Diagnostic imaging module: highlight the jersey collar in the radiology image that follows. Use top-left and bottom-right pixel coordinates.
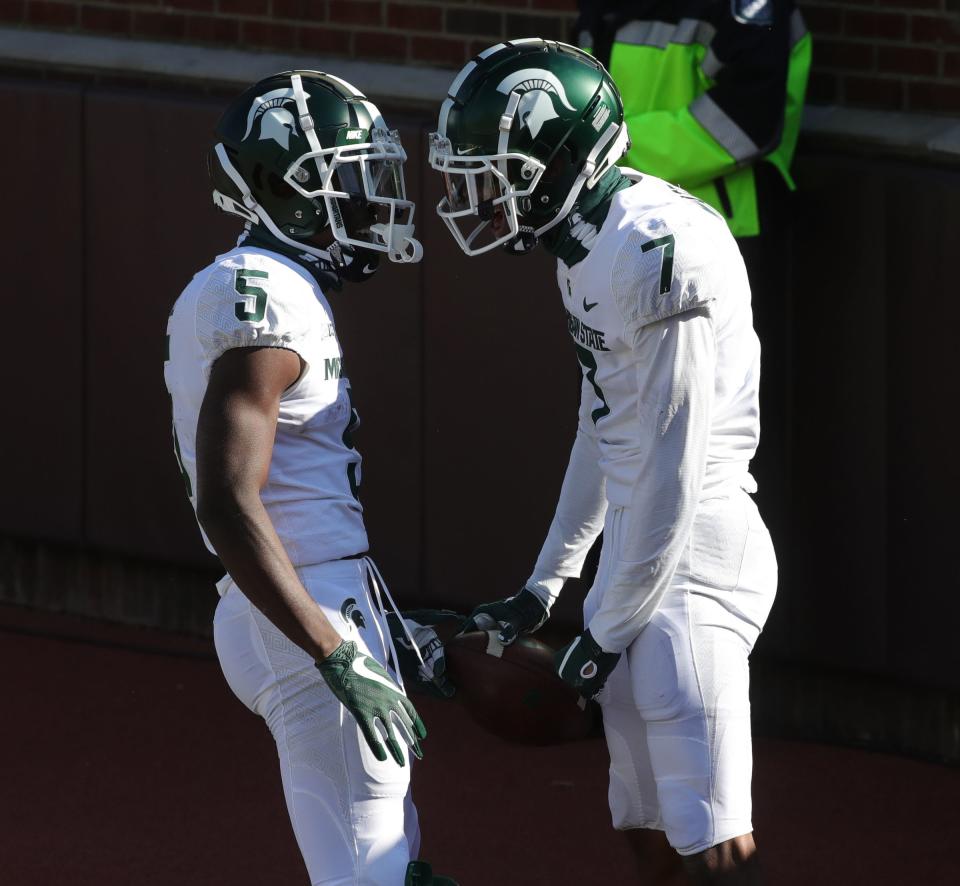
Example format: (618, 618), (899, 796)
(541, 167), (633, 268)
(240, 227), (342, 291)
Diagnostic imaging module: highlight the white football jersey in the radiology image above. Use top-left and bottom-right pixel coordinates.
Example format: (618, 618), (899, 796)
(164, 243), (368, 568)
(529, 171), (763, 651)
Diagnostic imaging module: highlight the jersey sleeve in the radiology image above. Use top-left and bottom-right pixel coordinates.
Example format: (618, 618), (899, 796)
(612, 222), (716, 343)
(194, 255), (314, 373)
(586, 308), (715, 653)
(526, 373), (608, 608)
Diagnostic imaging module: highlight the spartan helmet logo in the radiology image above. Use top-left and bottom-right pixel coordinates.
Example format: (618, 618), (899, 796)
(496, 68), (576, 139)
(339, 598), (367, 631)
(242, 87), (299, 149)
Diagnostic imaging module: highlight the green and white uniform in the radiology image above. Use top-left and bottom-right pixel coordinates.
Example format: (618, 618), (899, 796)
(429, 37), (777, 858)
(165, 237), (422, 885)
(528, 170), (777, 854)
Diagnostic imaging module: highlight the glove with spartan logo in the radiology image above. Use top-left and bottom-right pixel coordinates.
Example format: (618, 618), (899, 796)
(554, 628), (620, 700)
(317, 640), (427, 766)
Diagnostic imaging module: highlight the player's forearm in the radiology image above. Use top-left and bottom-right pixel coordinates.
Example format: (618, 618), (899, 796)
(199, 492), (343, 660)
(527, 428), (607, 607)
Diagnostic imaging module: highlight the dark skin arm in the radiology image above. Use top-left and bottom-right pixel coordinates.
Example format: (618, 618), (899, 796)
(195, 346), (343, 662)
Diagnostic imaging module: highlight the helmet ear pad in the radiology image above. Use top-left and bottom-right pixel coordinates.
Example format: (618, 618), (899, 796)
(245, 159), (327, 239)
(520, 144), (578, 226)
(210, 139), (327, 240)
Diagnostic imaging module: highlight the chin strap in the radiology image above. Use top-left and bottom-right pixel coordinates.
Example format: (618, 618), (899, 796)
(330, 241), (382, 283)
(502, 228), (539, 256)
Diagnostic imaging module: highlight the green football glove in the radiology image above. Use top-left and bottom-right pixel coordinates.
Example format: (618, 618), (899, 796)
(460, 587), (550, 645)
(554, 628), (620, 700)
(405, 860), (460, 885)
(386, 609), (460, 699)
(317, 640), (426, 767)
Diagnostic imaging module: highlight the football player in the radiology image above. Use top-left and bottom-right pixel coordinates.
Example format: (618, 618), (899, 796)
(435, 42), (777, 885)
(165, 71), (456, 886)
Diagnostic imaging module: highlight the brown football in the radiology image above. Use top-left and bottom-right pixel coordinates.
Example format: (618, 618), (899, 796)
(443, 630), (598, 746)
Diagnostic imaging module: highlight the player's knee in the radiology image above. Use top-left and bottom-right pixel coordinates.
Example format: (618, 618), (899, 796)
(657, 781), (715, 856)
(609, 766), (659, 830)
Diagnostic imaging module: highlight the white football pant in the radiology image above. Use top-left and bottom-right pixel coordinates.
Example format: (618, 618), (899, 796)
(587, 489), (777, 856)
(213, 558), (419, 885)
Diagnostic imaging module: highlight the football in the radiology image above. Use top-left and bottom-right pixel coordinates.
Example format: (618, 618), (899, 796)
(443, 630), (598, 746)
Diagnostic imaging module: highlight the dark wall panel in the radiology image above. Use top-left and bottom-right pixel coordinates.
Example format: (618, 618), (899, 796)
(84, 90), (233, 566)
(419, 146), (583, 620)
(760, 154), (889, 672)
(885, 167), (960, 687)
(7, 72), (960, 690)
(0, 83), (84, 542)
(332, 122), (424, 598)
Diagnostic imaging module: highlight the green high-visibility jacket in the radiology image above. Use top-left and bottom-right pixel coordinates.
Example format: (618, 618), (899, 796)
(578, 1), (811, 237)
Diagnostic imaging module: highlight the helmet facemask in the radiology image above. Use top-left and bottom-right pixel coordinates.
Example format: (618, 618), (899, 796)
(430, 120), (628, 257)
(285, 126), (422, 264)
(429, 133), (545, 256)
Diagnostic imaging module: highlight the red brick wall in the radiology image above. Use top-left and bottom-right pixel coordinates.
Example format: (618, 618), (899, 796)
(1, 1), (959, 113)
(804, 1), (960, 113)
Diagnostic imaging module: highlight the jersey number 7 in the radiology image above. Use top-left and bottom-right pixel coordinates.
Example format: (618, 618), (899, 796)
(640, 234), (674, 295)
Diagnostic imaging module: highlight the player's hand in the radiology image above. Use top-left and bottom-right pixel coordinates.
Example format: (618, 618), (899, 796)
(460, 587), (549, 645)
(387, 609), (460, 699)
(554, 628), (620, 700)
(316, 640), (426, 766)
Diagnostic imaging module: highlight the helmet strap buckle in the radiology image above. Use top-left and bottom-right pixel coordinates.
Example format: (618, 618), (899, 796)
(504, 229), (538, 256)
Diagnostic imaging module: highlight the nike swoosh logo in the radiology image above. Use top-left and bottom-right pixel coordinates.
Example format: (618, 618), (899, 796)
(351, 654), (400, 693)
(583, 298), (599, 312)
(455, 146), (475, 155)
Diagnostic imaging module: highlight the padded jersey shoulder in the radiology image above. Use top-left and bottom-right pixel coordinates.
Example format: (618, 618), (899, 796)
(192, 246), (327, 366)
(607, 177), (725, 338)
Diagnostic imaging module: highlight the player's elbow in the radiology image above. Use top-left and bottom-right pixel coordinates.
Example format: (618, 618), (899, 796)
(195, 484), (257, 534)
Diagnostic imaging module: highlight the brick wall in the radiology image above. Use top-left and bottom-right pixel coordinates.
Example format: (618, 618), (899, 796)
(0, 1), (579, 67)
(804, 1), (960, 113)
(1, 1), (959, 113)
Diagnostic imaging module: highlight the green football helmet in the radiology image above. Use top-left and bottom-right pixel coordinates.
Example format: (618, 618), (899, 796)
(428, 39), (628, 256)
(210, 70), (422, 271)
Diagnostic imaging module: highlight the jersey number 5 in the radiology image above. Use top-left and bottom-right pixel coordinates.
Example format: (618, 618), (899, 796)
(234, 269), (269, 322)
